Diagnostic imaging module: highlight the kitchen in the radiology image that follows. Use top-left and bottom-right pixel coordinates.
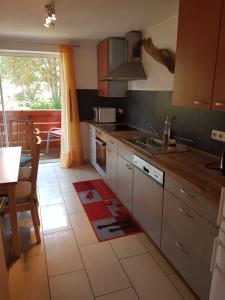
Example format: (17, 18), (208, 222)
(1, 0), (225, 300)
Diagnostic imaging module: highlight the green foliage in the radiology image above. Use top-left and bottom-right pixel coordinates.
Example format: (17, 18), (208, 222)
(0, 56), (61, 109)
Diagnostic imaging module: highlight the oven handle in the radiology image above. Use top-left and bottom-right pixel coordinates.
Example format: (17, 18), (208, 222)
(95, 138), (106, 146)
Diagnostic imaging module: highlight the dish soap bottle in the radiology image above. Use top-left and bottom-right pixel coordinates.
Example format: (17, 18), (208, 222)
(163, 116), (171, 145)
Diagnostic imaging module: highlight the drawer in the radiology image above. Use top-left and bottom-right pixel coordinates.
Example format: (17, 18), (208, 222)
(161, 224), (212, 300)
(117, 142), (133, 163)
(165, 174), (218, 225)
(106, 136), (117, 152)
(163, 190), (218, 267)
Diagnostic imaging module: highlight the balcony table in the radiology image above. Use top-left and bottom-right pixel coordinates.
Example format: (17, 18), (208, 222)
(0, 146), (21, 258)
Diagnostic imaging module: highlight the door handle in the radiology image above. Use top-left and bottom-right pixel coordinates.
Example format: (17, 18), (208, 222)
(178, 206), (194, 219)
(175, 241), (190, 256)
(125, 163), (133, 170)
(179, 187), (196, 199)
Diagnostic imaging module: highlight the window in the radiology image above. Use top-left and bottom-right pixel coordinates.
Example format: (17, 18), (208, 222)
(0, 54), (61, 110)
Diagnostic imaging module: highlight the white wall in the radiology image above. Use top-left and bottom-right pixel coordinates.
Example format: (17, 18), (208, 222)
(128, 14), (178, 91)
(73, 40), (98, 90)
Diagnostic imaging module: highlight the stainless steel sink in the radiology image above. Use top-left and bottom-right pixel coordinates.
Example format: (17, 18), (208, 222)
(124, 136), (187, 155)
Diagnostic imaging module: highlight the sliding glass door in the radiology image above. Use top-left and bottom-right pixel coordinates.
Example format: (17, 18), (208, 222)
(0, 76), (9, 147)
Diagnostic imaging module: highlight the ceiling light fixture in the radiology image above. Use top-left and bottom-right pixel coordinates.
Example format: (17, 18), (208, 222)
(44, 1), (57, 28)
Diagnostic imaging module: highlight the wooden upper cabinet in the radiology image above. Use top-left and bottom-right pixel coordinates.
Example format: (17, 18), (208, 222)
(172, 0), (223, 109)
(212, 2), (225, 111)
(97, 38), (127, 97)
(97, 39), (109, 97)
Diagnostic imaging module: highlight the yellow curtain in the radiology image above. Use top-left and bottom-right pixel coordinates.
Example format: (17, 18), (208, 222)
(59, 45), (83, 168)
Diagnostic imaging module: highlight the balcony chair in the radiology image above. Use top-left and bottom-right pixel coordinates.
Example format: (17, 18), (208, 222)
(46, 127), (62, 154)
(3, 135), (42, 244)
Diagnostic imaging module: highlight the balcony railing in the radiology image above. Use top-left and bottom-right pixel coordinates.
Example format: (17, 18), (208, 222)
(0, 110), (61, 155)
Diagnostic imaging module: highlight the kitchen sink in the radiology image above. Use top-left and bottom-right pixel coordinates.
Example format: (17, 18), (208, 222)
(124, 136), (187, 155)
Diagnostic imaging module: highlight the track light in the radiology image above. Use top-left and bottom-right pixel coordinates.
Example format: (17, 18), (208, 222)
(44, 1), (56, 28)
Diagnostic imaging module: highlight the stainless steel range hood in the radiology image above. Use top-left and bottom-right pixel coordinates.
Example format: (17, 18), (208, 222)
(104, 31), (147, 81)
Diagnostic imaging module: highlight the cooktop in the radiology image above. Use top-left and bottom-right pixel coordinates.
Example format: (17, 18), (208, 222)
(100, 124), (136, 132)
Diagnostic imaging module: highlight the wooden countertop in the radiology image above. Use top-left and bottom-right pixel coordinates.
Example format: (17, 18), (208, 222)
(89, 122), (225, 207)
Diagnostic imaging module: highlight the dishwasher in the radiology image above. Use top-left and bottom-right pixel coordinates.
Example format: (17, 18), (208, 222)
(132, 154), (164, 247)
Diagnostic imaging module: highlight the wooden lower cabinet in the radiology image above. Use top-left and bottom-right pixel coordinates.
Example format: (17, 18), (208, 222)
(116, 155), (133, 213)
(161, 225), (212, 300)
(162, 190), (218, 300)
(133, 167), (163, 247)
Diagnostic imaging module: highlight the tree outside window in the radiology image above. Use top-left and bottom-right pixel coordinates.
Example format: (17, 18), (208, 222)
(0, 56), (61, 110)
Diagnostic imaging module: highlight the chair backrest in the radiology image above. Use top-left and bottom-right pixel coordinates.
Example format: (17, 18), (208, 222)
(30, 135), (41, 195)
(8, 119), (35, 153)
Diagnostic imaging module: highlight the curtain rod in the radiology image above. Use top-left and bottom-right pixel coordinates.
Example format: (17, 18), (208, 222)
(0, 40), (80, 47)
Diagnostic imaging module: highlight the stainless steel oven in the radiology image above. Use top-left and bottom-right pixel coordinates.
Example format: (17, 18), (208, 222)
(95, 130), (106, 172)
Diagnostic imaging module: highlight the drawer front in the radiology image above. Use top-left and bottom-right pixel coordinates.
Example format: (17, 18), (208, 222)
(106, 136), (117, 152)
(117, 142), (133, 163)
(163, 190), (218, 267)
(165, 174), (218, 225)
(161, 225), (212, 300)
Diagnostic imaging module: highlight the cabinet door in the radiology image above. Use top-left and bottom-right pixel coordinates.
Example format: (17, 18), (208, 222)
(133, 167), (163, 247)
(212, 3), (225, 111)
(97, 40), (109, 97)
(117, 155), (133, 213)
(172, 0), (222, 109)
(106, 147), (117, 193)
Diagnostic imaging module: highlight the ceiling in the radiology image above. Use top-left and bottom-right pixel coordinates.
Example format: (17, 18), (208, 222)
(0, 0), (179, 42)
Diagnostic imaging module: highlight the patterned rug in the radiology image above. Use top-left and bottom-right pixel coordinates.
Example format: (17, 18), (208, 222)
(73, 179), (141, 242)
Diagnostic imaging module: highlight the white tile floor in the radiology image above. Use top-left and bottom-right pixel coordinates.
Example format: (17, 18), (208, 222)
(8, 162), (197, 300)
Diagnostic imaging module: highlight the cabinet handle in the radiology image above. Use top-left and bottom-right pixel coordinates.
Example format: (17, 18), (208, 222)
(125, 163), (133, 170)
(178, 207), (194, 219)
(106, 148), (111, 152)
(193, 100), (207, 105)
(179, 187), (196, 199)
(214, 101), (225, 107)
(175, 241), (190, 256)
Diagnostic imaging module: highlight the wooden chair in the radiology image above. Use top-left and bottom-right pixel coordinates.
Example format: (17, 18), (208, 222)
(3, 135), (42, 244)
(8, 119), (39, 166)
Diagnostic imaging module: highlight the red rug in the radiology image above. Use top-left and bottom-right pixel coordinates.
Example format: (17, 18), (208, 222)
(73, 179), (141, 242)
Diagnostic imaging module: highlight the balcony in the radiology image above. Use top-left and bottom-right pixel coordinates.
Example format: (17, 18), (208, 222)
(0, 109), (61, 161)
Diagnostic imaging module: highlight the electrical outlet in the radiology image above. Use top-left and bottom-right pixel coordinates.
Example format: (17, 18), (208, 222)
(117, 108), (123, 114)
(212, 130), (225, 142)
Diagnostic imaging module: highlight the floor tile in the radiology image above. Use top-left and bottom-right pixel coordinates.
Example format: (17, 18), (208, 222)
(19, 220), (45, 258)
(38, 185), (64, 206)
(80, 242), (130, 296)
(49, 270), (94, 300)
(137, 232), (175, 276)
(63, 190), (84, 214)
(121, 253), (183, 300)
(110, 234), (147, 259)
(9, 254), (50, 300)
(70, 212), (97, 245)
(59, 176), (77, 193)
(38, 171), (58, 187)
(96, 288), (139, 300)
(44, 230), (83, 276)
(41, 204), (71, 235)
(54, 166), (75, 178)
(169, 274), (197, 300)
(73, 165), (96, 181)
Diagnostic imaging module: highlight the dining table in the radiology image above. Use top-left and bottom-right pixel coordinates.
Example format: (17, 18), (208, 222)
(0, 146), (22, 258)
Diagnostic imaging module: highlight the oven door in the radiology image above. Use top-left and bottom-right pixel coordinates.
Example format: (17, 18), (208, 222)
(95, 137), (106, 172)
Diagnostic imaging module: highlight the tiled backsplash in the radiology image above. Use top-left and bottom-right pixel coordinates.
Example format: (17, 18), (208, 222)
(77, 89), (225, 156)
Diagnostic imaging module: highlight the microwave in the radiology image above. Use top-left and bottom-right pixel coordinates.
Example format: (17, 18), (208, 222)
(93, 107), (116, 123)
